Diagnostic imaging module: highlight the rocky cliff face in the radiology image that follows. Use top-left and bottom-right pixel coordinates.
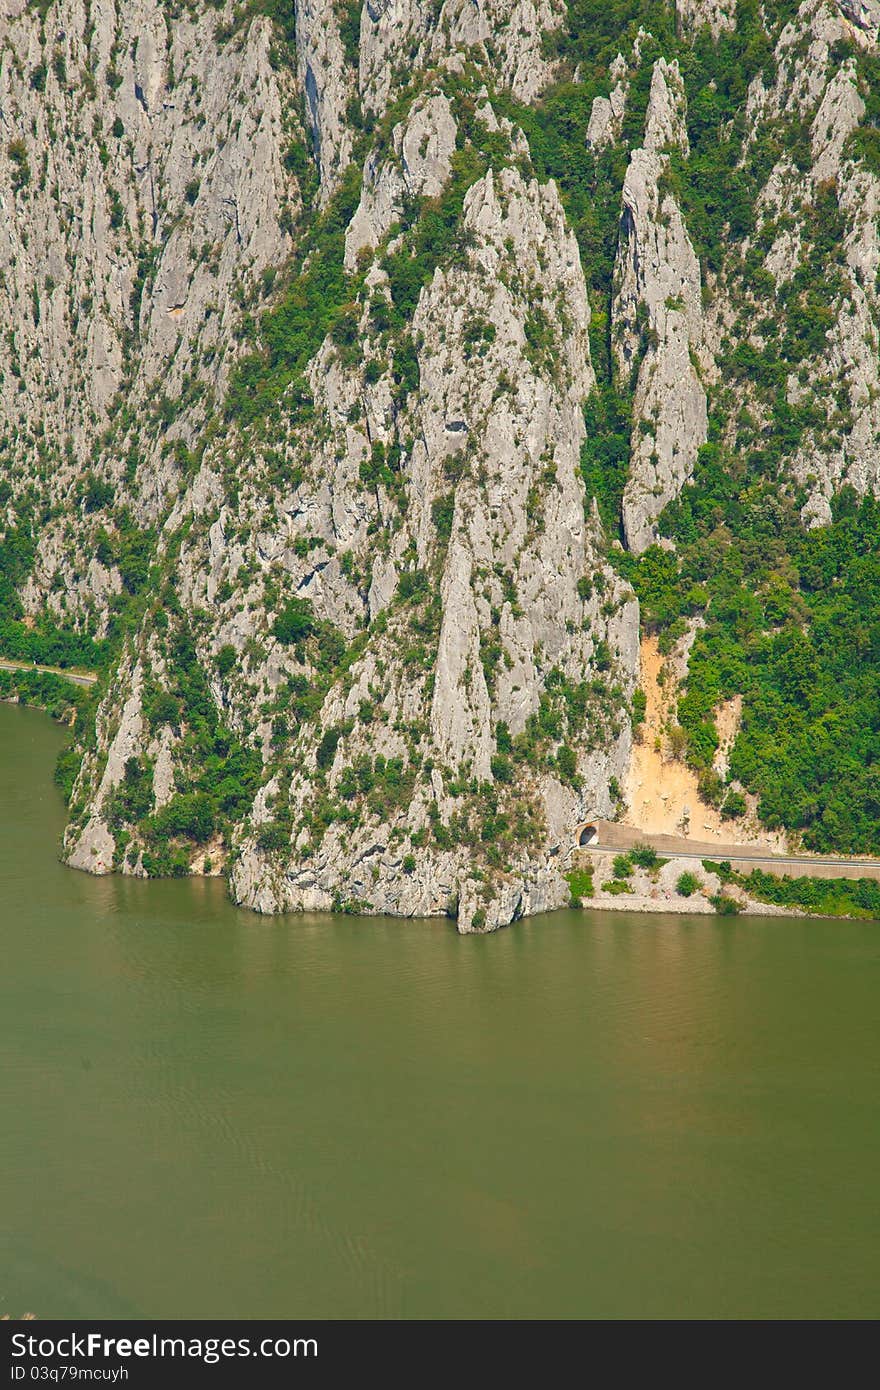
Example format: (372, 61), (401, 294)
(224, 163), (639, 929)
(2, 0), (301, 625)
(612, 57), (709, 553)
(2, 0), (878, 928)
(736, 0), (880, 525)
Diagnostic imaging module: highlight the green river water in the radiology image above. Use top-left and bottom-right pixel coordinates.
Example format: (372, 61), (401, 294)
(1, 703), (878, 1319)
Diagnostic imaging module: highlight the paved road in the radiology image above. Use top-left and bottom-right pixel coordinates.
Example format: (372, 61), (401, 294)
(595, 843), (880, 872)
(586, 819), (880, 879)
(0, 658), (97, 688)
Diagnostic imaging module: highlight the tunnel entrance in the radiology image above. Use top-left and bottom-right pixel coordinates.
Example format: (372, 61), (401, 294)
(576, 823), (598, 847)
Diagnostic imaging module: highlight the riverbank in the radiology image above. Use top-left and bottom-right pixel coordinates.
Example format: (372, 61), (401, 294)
(0, 657), (97, 685)
(3, 700), (879, 1320)
(569, 847), (880, 921)
(4, 682), (876, 928)
(0, 665), (90, 725)
(577, 851), (793, 916)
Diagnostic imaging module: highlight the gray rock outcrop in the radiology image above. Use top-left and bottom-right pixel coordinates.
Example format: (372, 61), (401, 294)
(3, 0), (879, 934)
(612, 60), (709, 553)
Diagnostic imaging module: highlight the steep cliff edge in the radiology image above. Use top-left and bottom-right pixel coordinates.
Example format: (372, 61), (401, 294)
(612, 57), (709, 553)
(2, 0), (879, 927)
(1, 0), (302, 626)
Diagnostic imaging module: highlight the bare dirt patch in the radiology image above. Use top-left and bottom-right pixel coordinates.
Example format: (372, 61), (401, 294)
(623, 634), (784, 850)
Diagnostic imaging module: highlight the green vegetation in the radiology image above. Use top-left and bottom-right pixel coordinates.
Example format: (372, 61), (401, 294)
(0, 617), (107, 671)
(7, 139), (30, 192)
(218, 7), (876, 868)
(5, 1), (878, 892)
(847, 47), (880, 176)
(99, 622), (265, 876)
(624, 489), (880, 856)
(676, 870), (700, 898)
(630, 843), (662, 869)
(272, 596), (316, 646)
(298, 748), (420, 849)
(580, 378), (632, 536)
(215, 645), (237, 677)
(227, 73), (518, 432)
(580, 16), (880, 860)
(0, 665), (89, 725)
(710, 893), (741, 915)
(602, 878), (633, 895)
(152, 792), (216, 844)
(494, 0), (808, 540)
(703, 860), (880, 920)
(0, 511), (110, 670)
(423, 774), (544, 865)
(226, 164), (363, 424)
(566, 867), (594, 904)
(382, 143), (490, 330)
(606, 845), (667, 888)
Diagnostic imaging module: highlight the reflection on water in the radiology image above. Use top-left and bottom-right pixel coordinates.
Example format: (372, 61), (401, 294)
(1, 704), (879, 1319)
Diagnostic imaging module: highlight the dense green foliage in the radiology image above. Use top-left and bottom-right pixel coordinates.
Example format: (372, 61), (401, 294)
(566, 867), (595, 904)
(272, 596), (316, 645)
(381, 143), (491, 328)
(624, 483), (880, 855)
(0, 665), (88, 722)
(579, 374), (632, 535)
(676, 871), (700, 897)
(847, 47), (880, 176)
(0, 512), (110, 669)
(703, 860), (880, 920)
(227, 165), (363, 424)
(100, 622), (264, 875)
(0, 615), (108, 670)
(494, 0), (814, 541)
(496, 3), (880, 857)
(226, 73), (518, 428)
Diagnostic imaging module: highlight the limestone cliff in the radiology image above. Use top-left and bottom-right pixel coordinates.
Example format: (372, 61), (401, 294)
(612, 57), (709, 553)
(1, 0), (879, 927)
